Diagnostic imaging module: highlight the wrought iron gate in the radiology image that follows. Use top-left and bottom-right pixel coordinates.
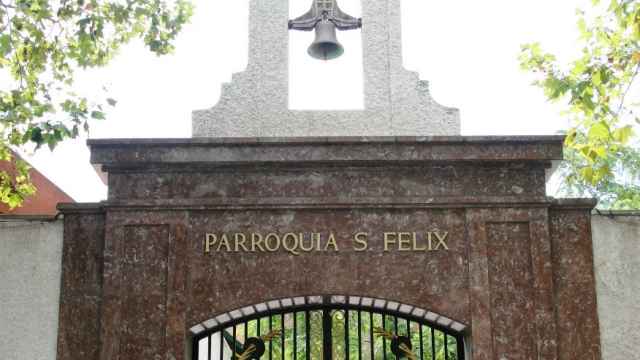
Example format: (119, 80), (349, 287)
(193, 296), (465, 360)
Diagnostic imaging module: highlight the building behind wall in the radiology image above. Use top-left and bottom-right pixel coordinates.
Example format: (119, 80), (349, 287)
(0, 151), (74, 216)
(0, 218), (63, 360)
(0, 153), (71, 359)
(591, 212), (640, 360)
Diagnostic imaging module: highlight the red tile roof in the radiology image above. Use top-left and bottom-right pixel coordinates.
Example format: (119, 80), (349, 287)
(0, 152), (74, 216)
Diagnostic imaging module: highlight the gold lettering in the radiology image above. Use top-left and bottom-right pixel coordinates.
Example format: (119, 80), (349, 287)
(264, 233), (280, 252)
(398, 232), (412, 251)
(251, 233), (265, 252)
(412, 232), (426, 251)
(384, 232), (396, 251)
(282, 233), (300, 255)
(205, 230), (448, 254)
(433, 231), (449, 250)
(299, 233), (315, 252)
(205, 233), (217, 253)
(217, 234), (231, 252)
(324, 233), (338, 251)
(234, 233), (248, 252)
(353, 232), (368, 251)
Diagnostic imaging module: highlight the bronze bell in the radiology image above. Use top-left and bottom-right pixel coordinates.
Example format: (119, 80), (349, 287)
(308, 20), (344, 61)
(289, 0), (361, 61)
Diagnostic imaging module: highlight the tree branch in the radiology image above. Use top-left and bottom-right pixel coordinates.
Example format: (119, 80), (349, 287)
(617, 62), (640, 116)
(0, 0), (16, 9)
(0, 0), (14, 32)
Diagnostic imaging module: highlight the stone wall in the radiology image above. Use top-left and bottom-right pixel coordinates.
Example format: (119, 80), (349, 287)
(0, 218), (63, 360)
(58, 136), (603, 360)
(592, 213), (640, 360)
(0, 211), (638, 360)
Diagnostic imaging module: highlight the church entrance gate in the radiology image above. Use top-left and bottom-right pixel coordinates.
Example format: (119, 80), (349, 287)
(192, 296), (465, 360)
(56, 137), (601, 360)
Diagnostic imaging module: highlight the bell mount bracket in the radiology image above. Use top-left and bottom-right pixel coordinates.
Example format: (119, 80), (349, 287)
(288, 0), (362, 31)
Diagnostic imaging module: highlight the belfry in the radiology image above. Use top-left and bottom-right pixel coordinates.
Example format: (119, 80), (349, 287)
(55, 1), (602, 360)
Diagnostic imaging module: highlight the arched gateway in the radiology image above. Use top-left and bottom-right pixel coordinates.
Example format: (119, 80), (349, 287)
(57, 137), (602, 360)
(191, 296), (466, 360)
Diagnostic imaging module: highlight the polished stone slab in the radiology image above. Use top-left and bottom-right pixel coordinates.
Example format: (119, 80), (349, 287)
(88, 135), (564, 168)
(57, 135), (601, 360)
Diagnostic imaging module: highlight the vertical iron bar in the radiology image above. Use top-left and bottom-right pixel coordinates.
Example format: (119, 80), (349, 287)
(306, 311), (311, 360)
(430, 328), (435, 360)
(293, 312), (298, 360)
(369, 312), (374, 360)
(270, 316), (273, 360)
(394, 316), (398, 335)
(220, 331), (224, 360)
(192, 336), (200, 360)
(322, 309), (333, 360)
(382, 315), (387, 360)
(345, 310), (350, 360)
(207, 335), (211, 360)
(232, 326), (237, 357)
(405, 320), (410, 360)
(456, 335), (464, 360)
(357, 311), (362, 360)
(419, 325), (424, 360)
(244, 321), (248, 343)
(258, 318), (261, 337)
(282, 314), (285, 360)
(444, 334), (449, 360)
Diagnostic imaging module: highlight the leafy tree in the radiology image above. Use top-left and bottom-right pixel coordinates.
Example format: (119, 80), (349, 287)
(0, 0), (192, 207)
(519, 0), (640, 209)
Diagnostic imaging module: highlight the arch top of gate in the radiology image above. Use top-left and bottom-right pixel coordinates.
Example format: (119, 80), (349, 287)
(189, 295), (467, 338)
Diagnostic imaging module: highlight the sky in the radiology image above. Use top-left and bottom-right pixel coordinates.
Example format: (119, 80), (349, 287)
(19, 0), (591, 202)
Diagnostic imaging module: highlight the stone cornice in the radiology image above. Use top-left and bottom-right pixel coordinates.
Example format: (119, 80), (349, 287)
(88, 136), (565, 171)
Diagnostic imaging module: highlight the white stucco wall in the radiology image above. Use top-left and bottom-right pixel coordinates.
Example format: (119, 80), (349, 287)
(592, 214), (640, 360)
(0, 219), (63, 360)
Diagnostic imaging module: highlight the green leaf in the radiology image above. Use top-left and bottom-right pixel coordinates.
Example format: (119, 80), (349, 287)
(565, 129), (578, 146)
(613, 125), (634, 144)
(592, 71), (602, 86)
(572, 59), (588, 76)
(91, 111), (106, 120)
(608, 0), (619, 12)
(0, 35), (11, 56)
(581, 166), (595, 183)
(578, 18), (590, 38)
(30, 128), (43, 145)
(593, 146), (606, 158)
(588, 122), (610, 140)
(593, 165), (611, 184)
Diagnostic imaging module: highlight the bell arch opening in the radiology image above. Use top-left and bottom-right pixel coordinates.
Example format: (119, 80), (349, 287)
(190, 295), (467, 360)
(288, 0), (364, 110)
